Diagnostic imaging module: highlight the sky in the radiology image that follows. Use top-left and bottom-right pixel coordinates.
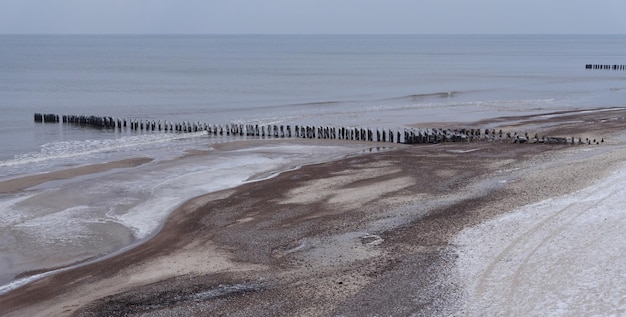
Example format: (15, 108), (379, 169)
(1, 0), (626, 34)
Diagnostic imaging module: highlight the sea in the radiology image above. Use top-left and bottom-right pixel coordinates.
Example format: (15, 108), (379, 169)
(1, 34), (626, 289)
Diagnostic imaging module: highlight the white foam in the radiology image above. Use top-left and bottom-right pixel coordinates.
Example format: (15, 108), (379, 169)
(364, 98), (556, 113)
(0, 193), (38, 226)
(14, 205), (94, 241)
(0, 131), (208, 178)
(111, 153), (292, 239)
(0, 270), (60, 295)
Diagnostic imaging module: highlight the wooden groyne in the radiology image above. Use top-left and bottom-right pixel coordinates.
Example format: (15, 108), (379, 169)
(33, 113), (60, 123)
(33, 113), (598, 145)
(585, 64), (626, 70)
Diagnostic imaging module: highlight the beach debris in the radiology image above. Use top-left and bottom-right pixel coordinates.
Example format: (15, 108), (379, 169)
(360, 234), (384, 246)
(188, 283), (261, 302)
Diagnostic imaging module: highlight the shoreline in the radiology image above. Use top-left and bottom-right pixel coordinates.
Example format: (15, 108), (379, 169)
(0, 139), (383, 289)
(0, 157), (154, 194)
(1, 109), (626, 316)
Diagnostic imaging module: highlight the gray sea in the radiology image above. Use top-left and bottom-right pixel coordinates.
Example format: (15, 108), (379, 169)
(1, 34), (626, 289)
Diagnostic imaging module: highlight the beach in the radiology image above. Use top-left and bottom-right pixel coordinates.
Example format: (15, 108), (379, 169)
(0, 108), (624, 316)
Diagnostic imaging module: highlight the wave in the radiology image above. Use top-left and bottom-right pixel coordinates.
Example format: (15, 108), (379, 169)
(282, 92), (462, 108)
(237, 100), (348, 112)
(203, 90), (475, 118)
(386, 91), (461, 101)
(360, 97), (557, 114)
(381, 88), (508, 102)
(0, 131), (208, 169)
(271, 91), (463, 111)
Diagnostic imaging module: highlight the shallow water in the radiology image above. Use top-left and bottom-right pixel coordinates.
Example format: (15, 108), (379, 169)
(3, 35), (626, 164)
(0, 141), (372, 286)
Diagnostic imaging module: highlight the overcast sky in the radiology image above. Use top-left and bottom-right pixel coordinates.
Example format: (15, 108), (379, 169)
(1, 0), (626, 34)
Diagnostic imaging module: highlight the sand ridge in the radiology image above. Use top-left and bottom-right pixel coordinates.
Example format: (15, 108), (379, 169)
(0, 157), (153, 194)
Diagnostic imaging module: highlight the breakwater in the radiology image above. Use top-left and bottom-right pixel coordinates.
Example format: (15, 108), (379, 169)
(585, 64), (626, 70)
(33, 113), (597, 145)
(33, 113), (60, 123)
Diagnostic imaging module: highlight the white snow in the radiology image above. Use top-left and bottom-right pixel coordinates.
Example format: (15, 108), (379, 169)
(455, 163), (626, 316)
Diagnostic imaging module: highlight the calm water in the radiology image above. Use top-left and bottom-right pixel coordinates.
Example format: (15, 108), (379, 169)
(2, 35), (626, 175)
(2, 35), (626, 288)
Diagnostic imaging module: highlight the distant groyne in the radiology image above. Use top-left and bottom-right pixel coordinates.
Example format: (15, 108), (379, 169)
(34, 113), (600, 145)
(585, 64), (626, 70)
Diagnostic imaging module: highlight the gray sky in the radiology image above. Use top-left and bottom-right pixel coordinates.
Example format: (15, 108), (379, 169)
(1, 0), (625, 34)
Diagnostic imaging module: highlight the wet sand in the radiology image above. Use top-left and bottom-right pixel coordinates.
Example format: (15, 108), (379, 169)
(0, 157), (154, 194)
(1, 108), (626, 316)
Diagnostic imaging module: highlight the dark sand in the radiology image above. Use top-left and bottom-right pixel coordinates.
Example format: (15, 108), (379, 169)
(1, 108), (625, 316)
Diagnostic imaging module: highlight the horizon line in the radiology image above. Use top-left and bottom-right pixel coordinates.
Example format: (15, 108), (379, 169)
(1, 32), (625, 36)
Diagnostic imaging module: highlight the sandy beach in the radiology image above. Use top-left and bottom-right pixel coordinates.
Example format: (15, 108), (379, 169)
(1, 108), (625, 316)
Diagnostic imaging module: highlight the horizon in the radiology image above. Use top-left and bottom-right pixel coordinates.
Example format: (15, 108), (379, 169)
(2, 33), (626, 36)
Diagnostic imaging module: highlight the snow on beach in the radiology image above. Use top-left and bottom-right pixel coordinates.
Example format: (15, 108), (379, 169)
(455, 161), (626, 316)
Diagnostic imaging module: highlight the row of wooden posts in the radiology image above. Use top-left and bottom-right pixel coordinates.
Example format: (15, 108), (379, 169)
(33, 113), (61, 123)
(34, 113), (593, 145)
(585, 64), (626, 70)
